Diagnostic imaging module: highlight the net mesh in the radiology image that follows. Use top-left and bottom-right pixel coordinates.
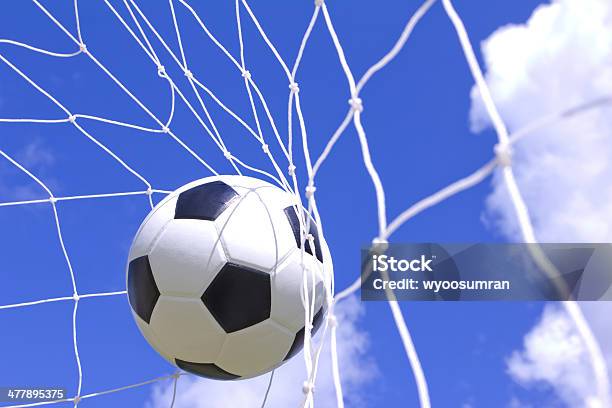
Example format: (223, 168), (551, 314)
(0, 0), (609, 407)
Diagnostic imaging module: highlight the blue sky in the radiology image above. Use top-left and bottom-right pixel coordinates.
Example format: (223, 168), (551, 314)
(0, 0), (578, 407)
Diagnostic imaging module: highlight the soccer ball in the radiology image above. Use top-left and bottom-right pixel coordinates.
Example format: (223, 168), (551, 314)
(126, 175), (331, 380)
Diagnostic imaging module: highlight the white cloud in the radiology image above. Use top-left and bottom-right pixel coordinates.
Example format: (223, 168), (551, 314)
(471, 0), (612, 243)
(0, 139), (56, 201)
(507, 305), (604, 407)
(507, 397), (534, 408)
(17, 138), (55, 169)
(146, 295), (376, 408)
(469, 0), (612, 406)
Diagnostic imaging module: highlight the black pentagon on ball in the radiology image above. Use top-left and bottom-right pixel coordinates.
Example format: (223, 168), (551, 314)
(202, 263), (271, 333)
(175, 180), (239, 221)
(283, 306), (325, 361)
(175, 359), (240, 380)
(127, 256), (160, 324)
(284, 206), (324, 263)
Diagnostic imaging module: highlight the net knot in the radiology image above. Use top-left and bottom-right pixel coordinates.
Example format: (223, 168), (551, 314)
(305, 233), (315, 243)
(261, 144), (270, 154)
(288, 164), (296, 176)
(349, 97), (363, 112)
(79, 43), (88, 54)
(49, 196), (58, 204)
(73, 293), (80, 302)
(184, 69), (194, 80)
(157, 65), (166, 77)
(223, 150), (233, 160)
(302, 381), (314, 394)
(73, 395), (81, 404)
(305, 184), (316, 198)
(315, 0), (324, 6)
(494, 143), (512, 167)
(161, 125), (170, 134)
(68, 114), (77, 123)
(371, 237), (389, 254)
(289, 82), (300, 94)
(241, 69), (251, 80)
(145, 187), (153, 196)
(327, 314), (337, 327)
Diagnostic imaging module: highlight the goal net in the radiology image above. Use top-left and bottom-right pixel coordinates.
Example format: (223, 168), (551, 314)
(0, 0), (609, 407)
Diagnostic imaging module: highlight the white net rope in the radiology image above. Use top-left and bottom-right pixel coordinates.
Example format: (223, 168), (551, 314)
(0, 0), (610, 407)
